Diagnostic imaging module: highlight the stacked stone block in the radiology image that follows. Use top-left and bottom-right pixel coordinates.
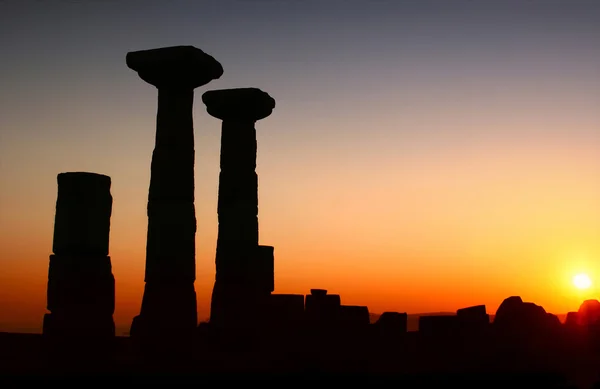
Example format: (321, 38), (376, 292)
(43, 172), (115, 339)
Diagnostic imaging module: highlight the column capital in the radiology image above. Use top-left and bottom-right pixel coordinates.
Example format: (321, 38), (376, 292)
(126, 46), (223, 89)
(202, 88), (275, 121)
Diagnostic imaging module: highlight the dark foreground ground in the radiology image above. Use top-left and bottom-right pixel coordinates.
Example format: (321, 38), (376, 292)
(1, 330), (600, 388)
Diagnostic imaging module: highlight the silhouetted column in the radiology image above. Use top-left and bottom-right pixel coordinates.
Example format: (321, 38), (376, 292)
(43, 172), (115, 341)
(126, 46), (223, 343)
(202, 88), (275, 326)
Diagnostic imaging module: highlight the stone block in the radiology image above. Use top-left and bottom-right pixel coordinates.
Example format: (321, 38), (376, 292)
(145, 201), (197, 283)
(148, 148), (195, 202)
(52, 172), (112, 256)
(457, 304), (487, 317)
(219, 122), (258, 170)
(146, 201), (197, 237)
(46, 255), (114, 316)
(217, 172), (258, 214)
(47, 253), (113, 278)
(565, 311), (579, 328)
(138, 282), (198, 333)
(214, 246), (255, 281)
(457, 304), (489, 329)
(216, 214), (259, 249)
(47, 276), (115, 315)
(209, 281), (260, 328)
(255, 245), (274, 292)
(306, 292), (341, 323)
(338, 305), (370, 328)
(43, 312), (115, 338)
(310, 289), (328, 297)
(375, 311), (408, 334)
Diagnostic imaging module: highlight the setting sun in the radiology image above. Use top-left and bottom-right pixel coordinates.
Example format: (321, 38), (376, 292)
(573, 274), (592, 290)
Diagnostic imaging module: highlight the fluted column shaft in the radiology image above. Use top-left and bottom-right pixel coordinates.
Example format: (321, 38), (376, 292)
(138, 88), (198, 333)
(145, 88), (197, 284)
(126, 45), (223, 342)
(215, 119), (259, 284)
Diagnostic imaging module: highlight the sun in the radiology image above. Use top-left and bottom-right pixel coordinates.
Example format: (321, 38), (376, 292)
(573, 273), (592, 290)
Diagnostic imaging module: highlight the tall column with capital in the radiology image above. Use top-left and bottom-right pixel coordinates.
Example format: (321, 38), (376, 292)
(202, 88), (276, 326)
(126, 46), (223, 340)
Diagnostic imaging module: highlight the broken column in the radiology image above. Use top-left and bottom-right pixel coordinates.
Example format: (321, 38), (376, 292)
(43, 172), (115, 339)
(202, 88), (276, 327)
(126, 46), (223, 340)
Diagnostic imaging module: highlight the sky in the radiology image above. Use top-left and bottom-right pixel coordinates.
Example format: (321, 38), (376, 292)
(0, 0), (599, 334)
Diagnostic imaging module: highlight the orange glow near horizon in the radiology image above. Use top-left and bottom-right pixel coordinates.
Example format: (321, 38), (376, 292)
(1, 129), (600, 333)
(1, 140), (599, 334)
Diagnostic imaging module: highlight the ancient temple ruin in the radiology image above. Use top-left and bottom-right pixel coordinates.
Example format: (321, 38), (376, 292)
(43, 172), (115, 339)
(202, 88), (276, 327)
(126, 46), (223, 340)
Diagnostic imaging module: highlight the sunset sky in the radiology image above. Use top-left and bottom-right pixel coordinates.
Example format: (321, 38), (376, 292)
(0, 0), (599, 334)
